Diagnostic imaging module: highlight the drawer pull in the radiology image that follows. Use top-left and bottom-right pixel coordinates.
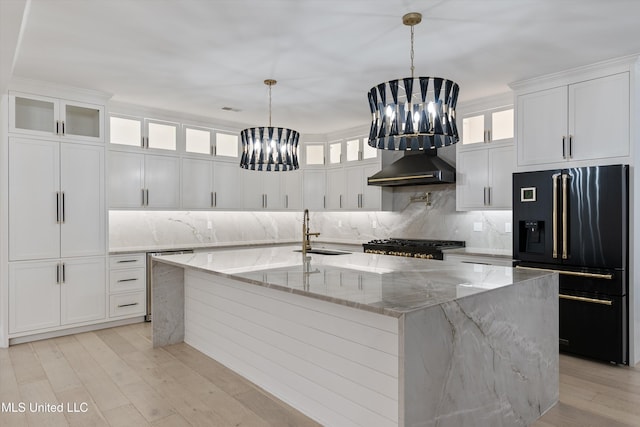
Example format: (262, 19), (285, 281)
(117, 302), (139, 308)
(117, 278), (139, 283)
(559, 294), (613, 306)
(117, 259), (138, 263)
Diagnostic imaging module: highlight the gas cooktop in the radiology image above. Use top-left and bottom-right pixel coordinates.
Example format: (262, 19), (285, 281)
(362, 238), (465, 259)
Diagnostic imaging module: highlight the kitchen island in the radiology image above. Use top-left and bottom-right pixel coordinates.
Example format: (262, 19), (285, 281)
(151, 246), (558, 427)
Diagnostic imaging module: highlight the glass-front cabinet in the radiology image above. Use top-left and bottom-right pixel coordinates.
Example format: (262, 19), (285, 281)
(461, 106), (513, 146)
(109, 115), (178, 151)
(10, 92), (104, 143)
(183, 126), (239, 158)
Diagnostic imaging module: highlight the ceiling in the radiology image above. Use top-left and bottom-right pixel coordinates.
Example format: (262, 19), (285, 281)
(4, 0), (640, 135)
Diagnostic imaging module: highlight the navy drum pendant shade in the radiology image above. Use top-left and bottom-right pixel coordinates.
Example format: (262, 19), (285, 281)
(367, 13), (460, 151)
(239, 79), (300, 171)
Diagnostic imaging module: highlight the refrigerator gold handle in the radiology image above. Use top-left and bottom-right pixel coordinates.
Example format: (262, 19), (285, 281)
(515, 265), (613, 280)
(552, 173), (561, 259)
(559, 294), (613, 306)
(562, 174), (568, 259)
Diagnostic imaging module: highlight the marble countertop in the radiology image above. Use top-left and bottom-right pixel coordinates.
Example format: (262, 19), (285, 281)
(109, 240), (363, 255)
(152, 245), (550, 317)
(443, 247), (513, 259)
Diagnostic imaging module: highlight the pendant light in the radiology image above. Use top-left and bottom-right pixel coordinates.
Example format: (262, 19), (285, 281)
(240, 79), (300, 171)
(367, 13), (460, 150)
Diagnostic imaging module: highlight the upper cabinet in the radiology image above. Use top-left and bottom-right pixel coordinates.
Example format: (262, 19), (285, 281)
(109, 115), (179, 152)
(108, 151), (180, 209)
(511, 56), (635, 171)
(9, 92), (104, 143)
(457, 145), (514, 211)
(456, 95), (515, 211)
(183, 126), (240, 159)
(304, 143), (325, 167)
(461, 106), (514, 147)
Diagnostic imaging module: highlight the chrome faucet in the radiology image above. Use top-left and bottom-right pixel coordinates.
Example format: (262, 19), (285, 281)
(302, 209), (320, 256)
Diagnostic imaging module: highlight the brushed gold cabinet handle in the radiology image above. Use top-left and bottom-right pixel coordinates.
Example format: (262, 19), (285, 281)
(559, 294), (612, 306)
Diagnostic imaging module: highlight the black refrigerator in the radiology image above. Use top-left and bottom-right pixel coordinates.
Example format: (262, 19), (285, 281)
(512, 164), (629, 365)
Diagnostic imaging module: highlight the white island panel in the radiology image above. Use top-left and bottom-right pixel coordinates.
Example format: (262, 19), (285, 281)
(185, 269), (399, 427)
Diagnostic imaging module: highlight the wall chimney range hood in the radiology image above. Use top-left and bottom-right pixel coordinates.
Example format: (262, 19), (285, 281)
(367, 149), (455, 187)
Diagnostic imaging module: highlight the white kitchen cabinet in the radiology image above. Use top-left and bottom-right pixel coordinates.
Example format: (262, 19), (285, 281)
(304, 143), (325, 166)
(212, 161), (243, 209)
(60, 257), (107, 325)
(181, 157), (214, 209)
(282, 170), (303, 210)
(242, 170), (282, 209)
(326, 168), (345, 209)
(516, 72), (629, 167)
(457, 144), (514, 210)
(329, 141), (342, 164)
(346, 163), (385, 210)
(461, 106), (513, 146)
(9, 92), (104, 143)
(9, 138), (105, 261)
(303, 169), (326, 210)
(108, 151), (180, 209)
(109, 254), (146, 319)
(9, 261), (60, 333)
(145, 154), (180, 208)
(109, 114), (179, 151)
(9, 257), (106, 334)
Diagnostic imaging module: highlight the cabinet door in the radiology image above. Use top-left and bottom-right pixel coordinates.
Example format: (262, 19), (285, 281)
(487, 145), (515, 209)
(9, 138), (60, 261)
(60, 100), (104, 143)
(282, 171), (303, 210)
(146, 119), (178, 151)
(212, 161), (243, 208)
(182, 158), (214, 208)
(345, 167), (362, 209)
(110, 115), (144, 148)
(361, 163), (382, 210)
(242, 170), (265, 209)
(9, 260), (61, 333)
(9, 93), (59, 138)
(326, 168), (345, 209)
(108, 151), (145, 208)
(145, 154), (180, 208)
(456, 148), (489, 210)
(569, 72), (629, 161)
(60, 144), (105, 257)
(262, 173), (282, 209)
(60, 257), (106, 325)
(461, 113), (486, 146)
(303, 170), (326, 210)
(517, 86), (568, 166)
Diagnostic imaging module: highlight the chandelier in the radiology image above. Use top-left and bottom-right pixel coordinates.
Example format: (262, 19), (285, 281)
(367, 13), (460, 150)
(240, 79), (300, 171)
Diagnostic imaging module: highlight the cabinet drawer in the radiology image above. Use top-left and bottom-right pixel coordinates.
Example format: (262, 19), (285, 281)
(109, 268), (145, 293)
(110, 254), (145, 269)
(109, 292), (145, 318)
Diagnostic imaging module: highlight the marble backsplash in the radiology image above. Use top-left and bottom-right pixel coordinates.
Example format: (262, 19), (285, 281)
(109, 185), (513, 252)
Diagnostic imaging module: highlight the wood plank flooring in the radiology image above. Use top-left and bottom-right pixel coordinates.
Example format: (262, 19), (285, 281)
(1, 322), (639, 426)
(0, 323), (320, 427)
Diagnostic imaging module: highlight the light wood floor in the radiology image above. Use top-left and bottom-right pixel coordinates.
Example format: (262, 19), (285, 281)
(0, 323), (320, 427)
(1, 323), (639, 427)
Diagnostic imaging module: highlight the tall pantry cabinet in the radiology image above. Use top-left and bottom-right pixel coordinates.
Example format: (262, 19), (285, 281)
(4, 87), (108, 339)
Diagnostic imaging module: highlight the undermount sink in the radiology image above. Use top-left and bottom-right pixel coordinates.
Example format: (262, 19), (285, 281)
(293, 249), (351, 255)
